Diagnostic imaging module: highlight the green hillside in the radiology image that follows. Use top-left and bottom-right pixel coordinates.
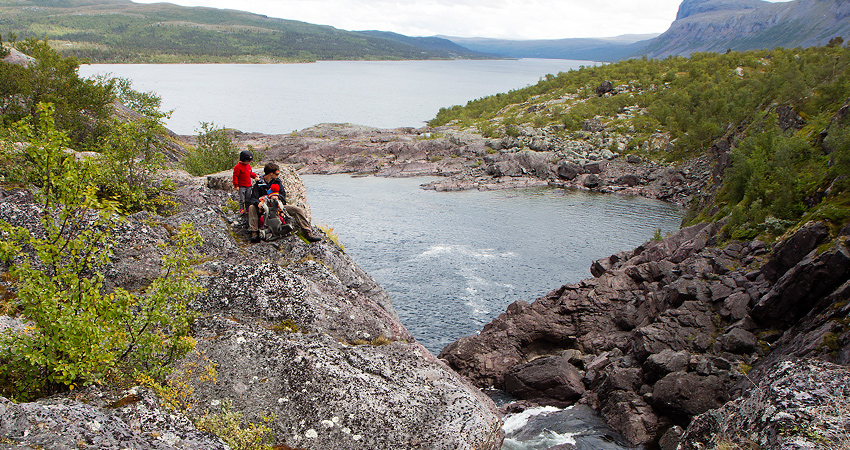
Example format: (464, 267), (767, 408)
(0, 0), (486, 62)
(430, 45), (850, 242)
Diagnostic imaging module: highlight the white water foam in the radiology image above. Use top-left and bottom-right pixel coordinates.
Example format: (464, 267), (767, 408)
(415, 244), (518, 260)
(502, 406), (579, 450)
(502, 406), (562, 434)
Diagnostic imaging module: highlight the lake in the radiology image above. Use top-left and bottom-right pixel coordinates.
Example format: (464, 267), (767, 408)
(78, 59), (596, 134)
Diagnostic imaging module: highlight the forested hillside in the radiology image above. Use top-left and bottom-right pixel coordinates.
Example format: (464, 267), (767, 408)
(0, 0), (487, 62)
(430, 44), (850, 242)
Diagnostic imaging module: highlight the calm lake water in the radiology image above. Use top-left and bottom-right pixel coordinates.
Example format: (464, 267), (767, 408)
(78, 59), (596, 134)
(302, 175), (684, 355)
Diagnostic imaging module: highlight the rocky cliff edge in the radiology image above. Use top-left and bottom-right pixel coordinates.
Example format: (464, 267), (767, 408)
(440, 219), (850, 449)
(0, 169), (503, 450)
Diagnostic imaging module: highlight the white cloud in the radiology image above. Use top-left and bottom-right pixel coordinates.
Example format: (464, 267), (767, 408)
(131, 0), (797, 40)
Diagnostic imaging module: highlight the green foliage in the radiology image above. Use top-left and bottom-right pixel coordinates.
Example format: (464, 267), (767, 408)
(3, 38), (114, 146)
(4, 103), (83, 210)
(195, 400), (275, 450)
(429, 45), (850, 239)
(95, 117), (173, 213)
(183, 122), (238, 176)
(0, 189), (201, 401)
(0, 106), (201, 401)
(0, 34), (10, 59)
(103, 75), (169, 120)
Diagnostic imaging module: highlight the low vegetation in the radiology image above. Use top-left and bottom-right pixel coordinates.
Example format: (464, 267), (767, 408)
(431, 44), (850, 242)
(0, 37), (206, 401)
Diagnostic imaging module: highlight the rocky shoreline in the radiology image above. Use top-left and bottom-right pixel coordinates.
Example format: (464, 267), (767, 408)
(212, 123), (850, 450)
(211, 122), (711, 207)
(440, 218), (850, 449)
(2, 119), (848, 449)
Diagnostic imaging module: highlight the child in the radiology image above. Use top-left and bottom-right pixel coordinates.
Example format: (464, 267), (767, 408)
(232, 150), (258, 214)
(260, 184), (292, 241)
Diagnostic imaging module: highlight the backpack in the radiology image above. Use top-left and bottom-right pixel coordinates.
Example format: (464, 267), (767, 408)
(263, 197), (292, 240)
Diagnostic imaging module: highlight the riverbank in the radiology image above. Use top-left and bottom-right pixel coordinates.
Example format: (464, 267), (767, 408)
(188, 122), (711, 208)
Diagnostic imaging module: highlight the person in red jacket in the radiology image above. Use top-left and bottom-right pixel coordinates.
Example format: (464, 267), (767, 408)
(232, 150), (258, 214)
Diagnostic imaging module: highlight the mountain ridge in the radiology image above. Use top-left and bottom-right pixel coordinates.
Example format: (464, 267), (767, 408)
(0, 0), (491, 62)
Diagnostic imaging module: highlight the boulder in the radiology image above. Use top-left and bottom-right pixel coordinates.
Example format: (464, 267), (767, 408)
(652, 372), (729, 424)
(600, 390), (658, 446)
(720, 328), (757, 354)
(626, 154), (643, 164)
(753, 232), (850, 326)
(643, 350), (690, 383)
(557, 161), (581, 180)
(0, 388), (228, 450)
(583, 174), (601, 188)
(774, 104), (805, 131)
(760, 221), (829, 282)
(615, 174), (641, 186)
(582, 119), (604, 132)
(679, 360), (850, 450)
(503, 356), (585, 403)
(596, 81), (614, 96)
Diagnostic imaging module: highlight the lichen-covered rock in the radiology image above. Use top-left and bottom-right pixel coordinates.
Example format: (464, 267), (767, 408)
(0, 388), (228, 450)
(186, 317), (503, 450)
(679, 359), (850, 450)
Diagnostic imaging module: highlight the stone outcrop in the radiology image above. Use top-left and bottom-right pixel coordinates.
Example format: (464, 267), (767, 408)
(0, 170), (503, 449)
(679, 359), (850, 450)
(0, 388), (229, 450)
(227, 123), (710, 206)
(440, 220), (850, 448)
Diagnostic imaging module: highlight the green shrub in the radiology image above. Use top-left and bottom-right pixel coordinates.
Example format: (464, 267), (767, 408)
(95, 117), (171, 213)
(195, 400), (275, 450)
(3, 38), (114, 147)
(183, 122), (238, 176)
(0, 107), (202, 401)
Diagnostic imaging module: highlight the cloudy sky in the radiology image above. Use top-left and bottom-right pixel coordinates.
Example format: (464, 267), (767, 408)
(131, 0), (795, 40)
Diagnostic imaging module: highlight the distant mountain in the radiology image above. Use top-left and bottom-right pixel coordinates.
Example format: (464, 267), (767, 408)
(445, 0), (850, 61)
(442, 35), (659, 62)
(355, 31), (494, 59)
(0, 0), (491, 62)
(638, 0), (850, 58)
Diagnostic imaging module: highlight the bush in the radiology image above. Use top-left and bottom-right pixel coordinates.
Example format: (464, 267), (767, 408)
(194, 400), (275, 450)
(0, 106), (202, 401)
(3, 38), (114, 147)
(183, 122), (239, 176)
(95, 117), (173, 213)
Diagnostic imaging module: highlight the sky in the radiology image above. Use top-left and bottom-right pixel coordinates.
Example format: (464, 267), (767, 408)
(130, 0), (796, 40)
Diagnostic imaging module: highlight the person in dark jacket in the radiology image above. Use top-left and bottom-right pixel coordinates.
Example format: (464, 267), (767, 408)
(247, 163), (321, 243)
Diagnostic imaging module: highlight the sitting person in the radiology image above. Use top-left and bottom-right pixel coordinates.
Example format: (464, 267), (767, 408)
(247, 162), (321, 244)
